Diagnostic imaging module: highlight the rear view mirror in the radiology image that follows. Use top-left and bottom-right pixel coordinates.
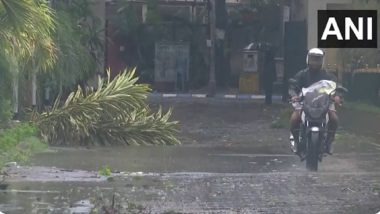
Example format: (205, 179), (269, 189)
(336, 86), (349, 94)
(288, 78), (297, 85)
(288, 78), (300, 91)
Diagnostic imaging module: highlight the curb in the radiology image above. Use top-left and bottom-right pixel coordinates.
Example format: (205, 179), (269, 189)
(148, 93), (282, 100)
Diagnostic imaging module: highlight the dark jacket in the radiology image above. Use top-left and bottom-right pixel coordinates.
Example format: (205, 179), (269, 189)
(289, 68), (337, 97)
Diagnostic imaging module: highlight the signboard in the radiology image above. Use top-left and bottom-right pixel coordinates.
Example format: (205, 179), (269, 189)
(154, 42), (190, 90)
(243, 50), (258, 72)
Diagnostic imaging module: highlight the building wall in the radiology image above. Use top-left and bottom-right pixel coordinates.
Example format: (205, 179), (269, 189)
(104, 0), (283, 89)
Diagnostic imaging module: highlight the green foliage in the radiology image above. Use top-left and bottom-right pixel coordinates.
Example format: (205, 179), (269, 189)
(0, 0), (55, 53)
(49, 10), (95, 90)
(271, 107), (292, 129)
(46, 0), (104, 94)
(338, 49), (379, 69)
(346, 73), (380, 103)
(0, 0), (56, 125)
(229, 0), (282, 44)
(111, 0), (165, 83)
(345, 101), (380, 114)
(0, 123), (47, 168)
(0, 54), (12, 123)
(33, 69), (180, 146)
(0, 99), (12, 124)
(114, 1), (141, 36)
(98, 165), (112, 176)
(337, 1), (380, 69)
(0, 0), (56, 72)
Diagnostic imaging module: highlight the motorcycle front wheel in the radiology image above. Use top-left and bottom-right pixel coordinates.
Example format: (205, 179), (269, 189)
(306, 131), (320, 171)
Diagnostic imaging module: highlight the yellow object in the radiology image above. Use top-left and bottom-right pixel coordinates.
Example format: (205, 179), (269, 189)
(239, 72), (260, 93)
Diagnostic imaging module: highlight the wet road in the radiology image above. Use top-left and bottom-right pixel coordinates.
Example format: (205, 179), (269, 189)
(1, 99), (380, 213)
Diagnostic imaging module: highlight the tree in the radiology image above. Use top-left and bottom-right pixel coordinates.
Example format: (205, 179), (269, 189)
(0, 1), (181, 147)
(0, 0), (56, 121)
(45, 0), (104, 100)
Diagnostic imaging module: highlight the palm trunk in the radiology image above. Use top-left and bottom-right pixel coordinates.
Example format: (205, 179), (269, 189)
(31, 58), (38, 106)
(12, 76), (19, 114)
(32, 71), (37, 106)
(10, 56), (19, 115)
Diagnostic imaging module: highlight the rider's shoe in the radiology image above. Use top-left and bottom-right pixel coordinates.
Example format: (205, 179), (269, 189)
(290, 134), (306, 161)
(297, 151), (306, 161)
(290, 134), (297, 153)
(293, 149), (305, 161)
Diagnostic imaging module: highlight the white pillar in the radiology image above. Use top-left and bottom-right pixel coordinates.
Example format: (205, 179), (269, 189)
(10, 56), (19, 114)
(190, 5), (197, 22)
(32, 72), (37, 106)
(12, 75), (19, 114)
(142, 4), (148, 23)
(283, 5), (290, 35)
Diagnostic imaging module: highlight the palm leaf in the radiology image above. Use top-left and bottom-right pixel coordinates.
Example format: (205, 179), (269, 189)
(33, 68), (180, 146)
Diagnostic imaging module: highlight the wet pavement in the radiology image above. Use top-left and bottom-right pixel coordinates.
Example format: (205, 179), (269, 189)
(1, 98), (380, 213)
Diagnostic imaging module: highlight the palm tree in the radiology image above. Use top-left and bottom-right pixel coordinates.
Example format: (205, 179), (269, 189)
(44, 0), (105, 99)
(0, 0), (56, 120)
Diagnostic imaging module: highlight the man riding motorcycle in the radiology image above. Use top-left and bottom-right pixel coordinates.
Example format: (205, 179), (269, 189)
(289, 48), (343, 156)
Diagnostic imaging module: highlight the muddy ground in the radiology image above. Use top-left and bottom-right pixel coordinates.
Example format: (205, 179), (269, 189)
(1, 98), (380, 213)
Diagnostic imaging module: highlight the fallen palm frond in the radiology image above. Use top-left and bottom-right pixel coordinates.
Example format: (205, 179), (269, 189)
(32, 68), (180, 146)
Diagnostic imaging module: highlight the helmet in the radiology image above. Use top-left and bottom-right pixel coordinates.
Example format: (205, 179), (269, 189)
(306, 48), (324, 69)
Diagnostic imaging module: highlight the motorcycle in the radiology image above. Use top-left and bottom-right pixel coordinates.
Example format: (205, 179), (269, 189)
(289, 80), (348, 171)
